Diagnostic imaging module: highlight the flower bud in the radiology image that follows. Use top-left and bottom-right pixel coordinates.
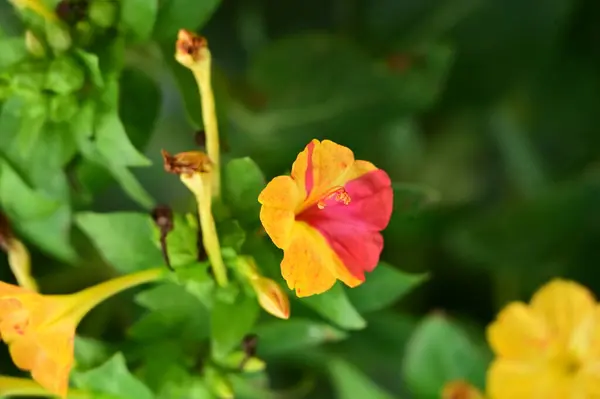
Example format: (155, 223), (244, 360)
(25, 31), (45, 58)
(442, 380), (485, 399)
(175, 29), (209, 67)
(251, 276), (290, 320)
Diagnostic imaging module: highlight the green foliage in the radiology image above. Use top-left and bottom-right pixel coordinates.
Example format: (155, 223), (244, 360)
(403, 314), (490, 398)
(2, 0), (597, 398)
(73, 353), (155, 399)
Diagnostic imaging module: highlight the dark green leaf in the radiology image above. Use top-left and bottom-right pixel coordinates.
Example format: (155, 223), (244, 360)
(73, 353), (155, 399)
(328, 358), (395, 399)
(211, 292), (260, 360)
(254, 318), (347, 357)
(300, 283), (366, 330)
(223, 157), (265, 224)
(95, 81), (152, 167)
(120, 0), (158, 41)
(153, 0), (220, 40)
(75, 212), (164, 272)
(74, 336), (114, 372)
(347, 262), (428, 313)
(118, 67), (161, 150)
(402, 314), (489, 399)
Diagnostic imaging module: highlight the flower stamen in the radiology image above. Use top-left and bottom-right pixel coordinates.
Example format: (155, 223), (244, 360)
(317, 186), (351, 209)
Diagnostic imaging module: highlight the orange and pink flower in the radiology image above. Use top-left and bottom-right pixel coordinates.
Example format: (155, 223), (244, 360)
(258, 139), (393, 297)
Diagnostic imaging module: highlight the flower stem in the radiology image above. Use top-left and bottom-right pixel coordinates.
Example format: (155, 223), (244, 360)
(65, 268), (167, 323)
(181, 173), (228, 287)
(191, 61), (221, 199)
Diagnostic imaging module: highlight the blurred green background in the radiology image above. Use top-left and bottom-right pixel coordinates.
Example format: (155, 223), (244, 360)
(2, 0), (600, 397)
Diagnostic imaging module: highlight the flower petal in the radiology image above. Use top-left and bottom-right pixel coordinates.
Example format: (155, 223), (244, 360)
(9, 325), (74, 397)
(291, 139), (357, 208)
(297, 168), (393, 280)
(579, 362), (600, 397)
(530, 279), (596, 348)
(487, 302), (551, 360)
(487, 359), (569, 399)
(281, 223), (362, 297)
(258, 176), (301, 249)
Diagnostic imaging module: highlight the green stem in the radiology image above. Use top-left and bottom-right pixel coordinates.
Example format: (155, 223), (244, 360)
(181, 173), (228, 287)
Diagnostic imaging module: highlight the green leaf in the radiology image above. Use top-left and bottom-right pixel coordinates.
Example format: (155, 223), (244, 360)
(118, 67), (161, 150)
(211, 292), (260, 360)
(172, 262), (215, 307)
(0, 161), (75, 262)
(75, 212), (164, 272)
(217, 219), (246, 252)
(254, 318), (347, 357)
(130, 282), (209, 342)
(48, 93), (78, 123)
(74, 353), (155, 399)
(71, 100), (154, 208)
(347, 262), (428, 313)
(74, 336), (114, 371)
(74, 49), (104, 87)
(45, 56), (85, 94)
(300, 283), (366, 330)
(223, 157), (265, 224)
(157, 212), (198, 268)
(120, 0), (158, 41)
(328, 358), (395, 399)
(95, 81), (152, 167)
(0, 37), (27, 70)
(153, 0), (220, 40)
(402, 314), (489, 399)
(14, 96), (46, 157)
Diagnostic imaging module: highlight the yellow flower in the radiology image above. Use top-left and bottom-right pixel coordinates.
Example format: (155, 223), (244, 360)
(487, 279), (600, 399)
(0, 268), (165, 397)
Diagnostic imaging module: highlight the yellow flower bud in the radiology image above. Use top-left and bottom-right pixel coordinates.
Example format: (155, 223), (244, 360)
(251, 276), (290, 320)
(441, 380), (485, 399)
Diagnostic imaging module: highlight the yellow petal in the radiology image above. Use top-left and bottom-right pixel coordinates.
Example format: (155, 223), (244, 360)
(487, 302), (551, 360)
(280, 223), (337, 297)
(258, 176), (301, 249)
(487, 359), (570, 399)
(579, 362), (600, 397)
(530, 279), (596, 348)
